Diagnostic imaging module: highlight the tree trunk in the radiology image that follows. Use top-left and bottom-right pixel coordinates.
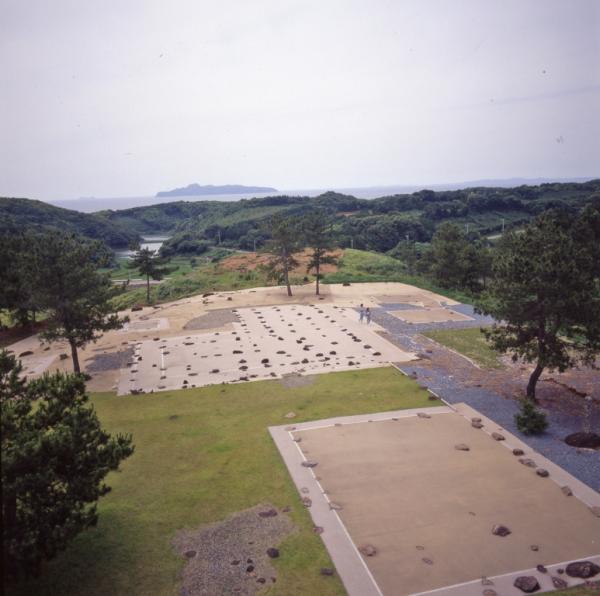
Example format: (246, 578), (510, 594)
(146, 274), (150, 304)
(69, 338), (81, 374)
(3, 491), (17, 579)
(315, 260), (320, 295)
(284, 266), (292, 296)
(526, 362), (544, 401)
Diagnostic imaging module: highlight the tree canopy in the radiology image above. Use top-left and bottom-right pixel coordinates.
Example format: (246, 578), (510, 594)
(262, 215), (302, 296)
(478, 207), (600, 399)
(129, 247), (171, 303)
(1, 350), (134, 579)
(28, 232), (128, 373)
(428, 222), (491, 291)
(302, 211), (338, 295)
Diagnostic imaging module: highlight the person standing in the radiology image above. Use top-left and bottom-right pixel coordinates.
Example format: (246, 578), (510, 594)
(359, 303), (365, 323)
(365, 307), (371, 325)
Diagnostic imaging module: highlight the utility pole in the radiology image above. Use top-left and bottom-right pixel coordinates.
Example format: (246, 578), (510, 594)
(406, 233), (410, 244)
(217, 229), (221, 245)
(350, 237), (354, 249)
(466, 223), (470, 235)
(501, 218), (505, 233)
(253, 238), (257, 252)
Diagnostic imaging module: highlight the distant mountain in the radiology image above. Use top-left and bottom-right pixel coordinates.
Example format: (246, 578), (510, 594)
(156, 183), (277, 198)
(0, 197), (140, 248)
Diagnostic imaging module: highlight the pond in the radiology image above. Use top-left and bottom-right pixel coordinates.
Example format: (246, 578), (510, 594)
(114, 236), (171, 258)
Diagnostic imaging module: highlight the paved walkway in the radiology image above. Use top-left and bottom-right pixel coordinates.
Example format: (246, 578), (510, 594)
(367, 303), (600, 492)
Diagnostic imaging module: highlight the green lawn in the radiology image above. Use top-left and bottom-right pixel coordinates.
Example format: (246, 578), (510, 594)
(423, 327), (503, 369)
(552, 584), (600, 595)
(7, 367), (434, 596)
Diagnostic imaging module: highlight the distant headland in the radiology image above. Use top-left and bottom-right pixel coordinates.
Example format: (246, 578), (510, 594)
(156, 183), (277, 198)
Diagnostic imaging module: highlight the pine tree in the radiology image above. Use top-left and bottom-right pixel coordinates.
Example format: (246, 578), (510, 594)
(478, 208), (600, 400)
(28, 232), (128, 373)
(302, 211), (338, 295)
(129, 247), (171, 304)
(262, 215), (302, 297)
(1, 350), (134, 579)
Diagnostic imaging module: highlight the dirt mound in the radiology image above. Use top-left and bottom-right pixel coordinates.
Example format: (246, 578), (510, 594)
(220, 249), (343, 276)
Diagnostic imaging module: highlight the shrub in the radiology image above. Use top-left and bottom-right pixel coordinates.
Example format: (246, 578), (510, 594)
(515, 399), (548, 435)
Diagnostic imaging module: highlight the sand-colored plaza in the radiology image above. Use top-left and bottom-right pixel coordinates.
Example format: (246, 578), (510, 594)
(271, 405), (600, 596)
(118, 303), (413, 395)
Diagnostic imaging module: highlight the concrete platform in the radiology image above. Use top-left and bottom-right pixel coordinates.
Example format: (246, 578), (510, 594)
(270, 406), (600, 596)
(118, 304), (415, 395)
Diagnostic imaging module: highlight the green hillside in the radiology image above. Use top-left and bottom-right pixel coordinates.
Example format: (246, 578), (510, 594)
(0, 197), (139, 248)
(99, 180), (600, 255)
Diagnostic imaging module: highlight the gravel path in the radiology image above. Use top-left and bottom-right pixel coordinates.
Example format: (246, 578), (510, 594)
(172, 504), (296, 595)
(366, 304), (600, 492)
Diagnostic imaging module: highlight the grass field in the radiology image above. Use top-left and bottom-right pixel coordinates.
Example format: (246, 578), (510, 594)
(555, 584), (600, 595)
(423, 327), (503, 369)
(7, 367), (434, 596)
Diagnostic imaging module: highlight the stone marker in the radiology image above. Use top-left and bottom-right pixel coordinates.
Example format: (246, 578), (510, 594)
(530, 545), (539, 552)
(481, 577), (494, 585)
(455, 443), (470, 451)
(513, 448), (524, 456)
(551, 576), (568, 589)
(565, 560), (600, 578)
(359, 544), (377, 556)
(266, 548), (279, 559)
(536, 468), (549, 478)
(301, 460), (318, 468)
(491, 524), (511, 537)
(329, 502), (343, 511)
(519, 458), (537, 468)
(417, 412), (431, 419)
(491, 432), (505, 441)
(320, 568), (335, 576)
(561, 485), (573, 496)
(513, 576), (540, 593)
(536, 564), (547, 573)
(472, 420), (484, 429)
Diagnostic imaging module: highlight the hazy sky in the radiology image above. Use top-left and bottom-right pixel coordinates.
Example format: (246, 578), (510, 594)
(1, 0), (599, 200)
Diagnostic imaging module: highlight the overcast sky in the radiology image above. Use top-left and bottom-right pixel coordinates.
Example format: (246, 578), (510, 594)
(1, 0), (598, 200)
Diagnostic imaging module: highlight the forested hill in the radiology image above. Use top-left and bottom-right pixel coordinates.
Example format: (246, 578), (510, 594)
(4, 180), (598, 255)
(0, 197), (140, 248)
(100, 179), (600, 255)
